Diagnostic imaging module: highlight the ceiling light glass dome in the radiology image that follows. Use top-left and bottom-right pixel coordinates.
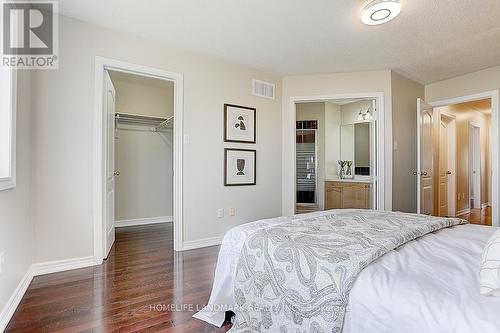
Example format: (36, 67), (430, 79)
(361, 0), (402, 25)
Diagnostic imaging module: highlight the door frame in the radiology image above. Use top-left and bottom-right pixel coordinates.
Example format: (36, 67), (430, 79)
(469, 122), (481, 210)
(283, 92), (386, 215)
(429, 90), (498, 226)
(93, 56), (184, 263)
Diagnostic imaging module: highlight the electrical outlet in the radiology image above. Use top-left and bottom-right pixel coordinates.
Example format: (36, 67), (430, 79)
(229, 207), (235, 216)
(0, 252), (4, 274)
(217, 208), (224, 218)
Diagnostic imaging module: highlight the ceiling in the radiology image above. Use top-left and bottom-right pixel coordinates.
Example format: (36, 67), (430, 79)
(59, 0), (500, 84)
(455, 98), (492, 115)
(108, 70), (173, 90)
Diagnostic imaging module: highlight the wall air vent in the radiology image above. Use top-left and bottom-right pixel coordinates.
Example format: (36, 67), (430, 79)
(252, 79), (275, 100)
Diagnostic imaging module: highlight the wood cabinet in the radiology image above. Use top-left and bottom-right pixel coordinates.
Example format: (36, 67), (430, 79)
(325, 181), (371, 209)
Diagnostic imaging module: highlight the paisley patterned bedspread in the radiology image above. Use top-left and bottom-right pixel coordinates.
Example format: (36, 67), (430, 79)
(229, 210), (466, 333)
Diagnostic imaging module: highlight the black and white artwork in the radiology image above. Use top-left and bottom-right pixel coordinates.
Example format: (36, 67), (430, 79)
(224, 148), (256, 186)
(224, 104), (256, 143)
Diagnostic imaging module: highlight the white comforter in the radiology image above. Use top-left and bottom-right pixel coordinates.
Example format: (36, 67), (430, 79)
(194, 213), (500, 333)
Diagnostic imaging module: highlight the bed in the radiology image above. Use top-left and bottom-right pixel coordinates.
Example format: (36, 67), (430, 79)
(194, 209), (500, 333)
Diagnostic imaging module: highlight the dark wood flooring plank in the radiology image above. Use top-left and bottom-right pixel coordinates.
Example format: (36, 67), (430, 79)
(6, 224), (229, 333)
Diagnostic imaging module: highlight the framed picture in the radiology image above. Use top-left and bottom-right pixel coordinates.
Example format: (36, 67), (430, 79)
(224, 148), (256, 186)
(224, 104), (256, 143)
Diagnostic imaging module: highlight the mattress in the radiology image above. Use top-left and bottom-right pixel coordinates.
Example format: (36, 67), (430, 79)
(344, 223), (500, 333)
(194, 213), (500, 333)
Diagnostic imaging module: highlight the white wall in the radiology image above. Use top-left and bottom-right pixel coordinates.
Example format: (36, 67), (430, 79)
(0, 71), (33, 327)
(425, 66), (500, 102)
(30, 15), (282, 263)
(282, 70), (393, 214)
(115, 126), (173, 221)
(324, 102), (341, 178)
(110, 71), (174, 118)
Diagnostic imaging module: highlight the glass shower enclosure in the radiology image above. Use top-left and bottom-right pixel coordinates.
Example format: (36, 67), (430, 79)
(296, 120), (318, 207)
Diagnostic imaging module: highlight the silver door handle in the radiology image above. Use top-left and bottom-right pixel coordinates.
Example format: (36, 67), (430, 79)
(421, 171), (428, 176)
(446, 171), (452, 175)
(114, 170), (120, 177)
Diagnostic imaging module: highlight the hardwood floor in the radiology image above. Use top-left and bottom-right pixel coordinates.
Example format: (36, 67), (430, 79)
(458, 207), (492, 226)
(6, 224), (232, 332)
(6, 209), (494, 332)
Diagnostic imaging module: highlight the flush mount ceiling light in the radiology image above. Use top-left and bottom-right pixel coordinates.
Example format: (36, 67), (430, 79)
(361, 0), (401, 25)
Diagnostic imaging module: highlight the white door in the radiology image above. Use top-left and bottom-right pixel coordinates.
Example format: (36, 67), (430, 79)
(104, 71), (116, 258)
(469, 125), (481, 209)
(439, 119), (449, 216)
(417, 98), (434, 215)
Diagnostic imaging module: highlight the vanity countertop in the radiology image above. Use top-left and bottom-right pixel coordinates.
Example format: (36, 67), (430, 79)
(325, 177), (373, 183)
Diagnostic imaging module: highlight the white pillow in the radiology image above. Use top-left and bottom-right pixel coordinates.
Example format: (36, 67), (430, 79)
(480, 229), (500, 296)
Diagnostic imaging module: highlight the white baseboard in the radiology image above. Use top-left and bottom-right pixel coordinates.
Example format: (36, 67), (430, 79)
(32, 256), (96, 276)
(182, 236), (223, 251)
(0, 255), (98, 332)
(456, 208), (471, 216)
(0, 267), (33, 332)
(115, 216), (173, 228)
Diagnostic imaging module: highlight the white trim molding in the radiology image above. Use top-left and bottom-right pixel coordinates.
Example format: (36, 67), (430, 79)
(182, 236), (223, 251)
(0, 256), (97, 332)
(429, 90), (499, 227)
(282, 92), (388, 216)
(115, 216), (173, 228)
(93, 56), (184, 262)
(0, 68), (17, 191)
(0, 267), (32, 332)
(31, 256), (96, 276)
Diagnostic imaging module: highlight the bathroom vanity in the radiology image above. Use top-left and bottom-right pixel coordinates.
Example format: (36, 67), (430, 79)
(325, 179), (372, 209)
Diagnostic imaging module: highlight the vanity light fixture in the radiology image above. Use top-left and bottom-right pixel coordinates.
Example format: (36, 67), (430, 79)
(361, 0), (401, 26)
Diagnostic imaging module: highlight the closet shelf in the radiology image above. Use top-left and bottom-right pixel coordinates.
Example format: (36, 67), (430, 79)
(115, 112), (173, 131)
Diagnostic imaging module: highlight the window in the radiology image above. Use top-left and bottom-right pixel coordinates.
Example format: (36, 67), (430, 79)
(0, 68), (16, 191)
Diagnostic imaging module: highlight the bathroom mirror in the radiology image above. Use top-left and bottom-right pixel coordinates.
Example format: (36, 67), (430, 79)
(340, 122), (371, 176)
(340, 125), (354, 161)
